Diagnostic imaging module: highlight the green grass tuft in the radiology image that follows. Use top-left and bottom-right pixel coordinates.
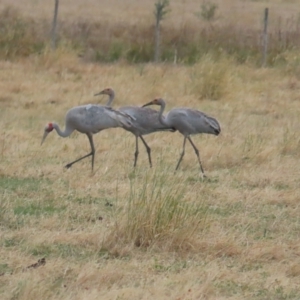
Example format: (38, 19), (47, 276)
(104, 172), (207, 252)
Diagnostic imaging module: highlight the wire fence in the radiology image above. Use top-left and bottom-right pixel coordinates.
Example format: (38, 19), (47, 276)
(1, 5), (300, 66)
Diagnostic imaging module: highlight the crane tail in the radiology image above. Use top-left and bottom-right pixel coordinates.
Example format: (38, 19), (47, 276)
(117, 116), (134, 128)
(205, 116), (221, 135)
(106, 107), (136, 121)
(105, 107), (134, 128)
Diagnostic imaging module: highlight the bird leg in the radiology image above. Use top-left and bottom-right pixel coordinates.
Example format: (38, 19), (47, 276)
(133, 136), (139, 167)
(175, 136), (187, 171)
(65, 133), (95, 171)
(139, 136), (152, 168)
(187, 136), (206, 177)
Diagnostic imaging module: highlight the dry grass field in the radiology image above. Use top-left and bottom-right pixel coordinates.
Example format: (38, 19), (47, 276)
(1, 0), (300, 299)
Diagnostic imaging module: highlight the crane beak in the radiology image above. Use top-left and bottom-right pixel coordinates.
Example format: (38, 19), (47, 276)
(142, 101), (154, 108)
(41, 131), (49, 145)
(94, 91), (104, 96)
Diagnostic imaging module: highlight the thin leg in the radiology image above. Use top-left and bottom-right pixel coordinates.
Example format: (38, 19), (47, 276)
(139, 135), (152, 168)
(133, 135), (139, 167)
(175, 136), (187, 171)
(65, 133), (95, 170)
(187, 136), (206, 176)
(88, 133), (96, 170)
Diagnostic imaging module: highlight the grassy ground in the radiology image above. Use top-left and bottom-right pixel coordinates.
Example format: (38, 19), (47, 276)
(0, 1), (300, 299)
(0, 50), (300, 299)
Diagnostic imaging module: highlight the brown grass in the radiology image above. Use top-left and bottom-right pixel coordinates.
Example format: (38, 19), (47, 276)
(0, 0), (300, 299)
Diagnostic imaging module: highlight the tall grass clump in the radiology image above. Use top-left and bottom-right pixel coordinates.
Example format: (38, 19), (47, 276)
(104, 173), (207, 253)
(278, 49), (300, 79)
(190, 54), (232, 100)
(0, 6), (46, 59)
(196, 0), (218, 22)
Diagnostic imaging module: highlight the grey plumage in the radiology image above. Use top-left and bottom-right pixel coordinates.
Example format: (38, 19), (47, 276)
(94, 88), (174, 167)
(41, 104), (133, 170)
(142, 98), (221, 176)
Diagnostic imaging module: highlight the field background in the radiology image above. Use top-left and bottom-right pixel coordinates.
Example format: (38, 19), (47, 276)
(1, 0), (300, 299)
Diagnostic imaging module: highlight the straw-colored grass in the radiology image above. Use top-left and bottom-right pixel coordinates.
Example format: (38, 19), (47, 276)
(1, 48), (300, 300)
(1, 0), (300, 299)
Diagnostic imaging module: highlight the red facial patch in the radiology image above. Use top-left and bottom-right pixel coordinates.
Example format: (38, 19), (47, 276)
(47, 122), (54, 132)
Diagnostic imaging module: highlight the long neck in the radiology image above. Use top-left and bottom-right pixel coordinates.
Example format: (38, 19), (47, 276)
(106, 91), (115, 107)
(158, 101), (168, 126)
(53, 123), (73, 138)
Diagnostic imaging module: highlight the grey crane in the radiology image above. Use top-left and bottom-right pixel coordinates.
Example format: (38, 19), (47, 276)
(94, 88), (175, 168)
(41, 104), (133, 170)
(142, 98), (221, 176)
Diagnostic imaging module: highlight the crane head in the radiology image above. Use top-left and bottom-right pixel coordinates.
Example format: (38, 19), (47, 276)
(41, 123), (54, 145)
(142, 98), (163, 107)
(94, 87), (114, 96)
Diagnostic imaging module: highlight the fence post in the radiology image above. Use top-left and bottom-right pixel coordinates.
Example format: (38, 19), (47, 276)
(51, 0), (59, 50)
(154, 17), (161, 63)
(262, 7), (269, 67)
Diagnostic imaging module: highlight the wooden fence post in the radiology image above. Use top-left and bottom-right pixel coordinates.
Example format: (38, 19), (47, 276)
(154, 16), (161, 63)
(51, 0), (59, 50)
(262, 7), (269, 67)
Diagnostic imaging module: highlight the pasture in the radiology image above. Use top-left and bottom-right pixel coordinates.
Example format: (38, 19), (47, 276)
(0, 0), (300, 299)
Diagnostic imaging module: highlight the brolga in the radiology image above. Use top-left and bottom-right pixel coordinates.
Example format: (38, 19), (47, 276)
(94, 88), (175, 168)
(41, 104), (133, 171)
(142, 98), (221, 177)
